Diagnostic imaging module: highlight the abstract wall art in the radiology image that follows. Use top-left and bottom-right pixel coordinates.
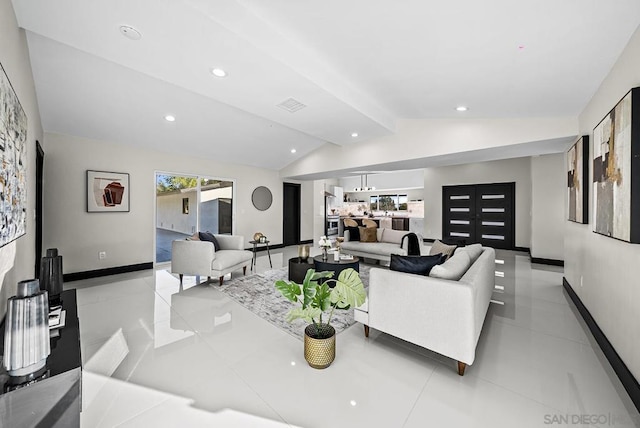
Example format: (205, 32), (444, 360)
(567, 136), (589, 224)
(592, 87), (640, 243)
(0, 62), (28, 248)
(87, 170), (130, 212)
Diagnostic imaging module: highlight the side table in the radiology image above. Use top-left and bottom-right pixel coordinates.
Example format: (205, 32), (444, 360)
(249, 240), (272, 271)
(288, 257), (314, 283)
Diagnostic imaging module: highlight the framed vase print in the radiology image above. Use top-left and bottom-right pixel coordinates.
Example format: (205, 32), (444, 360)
(87, 170), (130, 212)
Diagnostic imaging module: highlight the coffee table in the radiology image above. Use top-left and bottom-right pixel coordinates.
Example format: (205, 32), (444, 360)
(313, 254), (360, 283)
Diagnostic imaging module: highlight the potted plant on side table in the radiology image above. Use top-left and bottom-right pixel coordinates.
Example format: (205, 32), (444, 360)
(275, 268), (366, 369)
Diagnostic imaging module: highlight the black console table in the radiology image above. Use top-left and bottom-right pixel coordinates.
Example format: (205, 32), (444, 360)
(0, 289), (82, 427)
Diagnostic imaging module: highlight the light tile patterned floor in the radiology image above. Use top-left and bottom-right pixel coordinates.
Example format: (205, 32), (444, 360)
(67, 246), (640, 427)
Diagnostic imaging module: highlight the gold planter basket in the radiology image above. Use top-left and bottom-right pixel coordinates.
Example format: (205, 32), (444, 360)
(304, 324), (336, 369)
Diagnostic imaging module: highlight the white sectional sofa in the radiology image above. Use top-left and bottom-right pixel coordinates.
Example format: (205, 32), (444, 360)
(340, 227), (428, 263)
(354, 245), (496, 375)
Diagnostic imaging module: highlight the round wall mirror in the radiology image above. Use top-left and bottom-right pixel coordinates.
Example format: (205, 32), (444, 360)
(252, 186), (273, 211)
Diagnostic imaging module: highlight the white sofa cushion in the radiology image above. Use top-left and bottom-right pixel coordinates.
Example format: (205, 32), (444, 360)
(429, 250), (472, 280)
(457, 243), (483, 263)
(341, 241), (407, 257)
(380, 228), (406, 244)
(211, 249), (253, 271)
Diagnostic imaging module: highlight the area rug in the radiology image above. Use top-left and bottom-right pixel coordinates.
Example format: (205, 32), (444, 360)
(216, 264), (371, 340)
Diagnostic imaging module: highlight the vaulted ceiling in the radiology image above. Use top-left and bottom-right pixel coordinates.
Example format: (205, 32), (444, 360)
(12, 0), (640, 170)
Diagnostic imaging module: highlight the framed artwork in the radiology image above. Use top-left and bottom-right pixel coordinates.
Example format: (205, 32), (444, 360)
(0, 61), (28, 248)
(567, 136), (589, 224)
(87, 170), (130, 212)
(592, 87), (640, 243)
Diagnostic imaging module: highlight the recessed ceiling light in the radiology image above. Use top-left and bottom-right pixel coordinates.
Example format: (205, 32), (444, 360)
(351, 132), (359, 137)
(119, 25), (142, 41)
(291, 149), (297, 154)
(455, 106), (468, 112)
(164, 115), (175, 122)
(211, 68), (227, 78)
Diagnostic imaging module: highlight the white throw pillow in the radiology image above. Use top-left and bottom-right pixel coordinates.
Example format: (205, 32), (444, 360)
(429, 251), (472, 281)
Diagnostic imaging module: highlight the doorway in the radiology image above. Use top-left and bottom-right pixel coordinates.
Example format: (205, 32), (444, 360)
(35, 141), (44, 278)
(283, 183), (301, 246)
(155, 173), (234, 263)
(442, 182), (515, 250)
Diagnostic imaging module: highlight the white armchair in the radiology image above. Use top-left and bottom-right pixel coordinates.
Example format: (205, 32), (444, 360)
(171, 234), (253, 285)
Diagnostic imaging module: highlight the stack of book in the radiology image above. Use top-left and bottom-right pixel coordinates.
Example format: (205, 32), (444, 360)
(49, 306), (66, 338)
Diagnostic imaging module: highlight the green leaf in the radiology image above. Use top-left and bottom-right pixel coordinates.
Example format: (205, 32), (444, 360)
(312, 283), (332, 312)
(301, 269), (317, 308)
(286, 307), (322, 323)
(332, 268), (366, 308)
(311, 270), (334, 281)
(274, 280), (301, 303)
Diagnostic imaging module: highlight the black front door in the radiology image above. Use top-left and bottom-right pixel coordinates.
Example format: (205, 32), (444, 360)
(283, 183), (301, 246)
(442, 182), (515, 250)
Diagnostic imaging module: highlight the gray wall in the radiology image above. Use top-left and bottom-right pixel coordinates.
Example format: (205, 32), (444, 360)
(566, 24), (640, 380)
(43, 132), (285, 274)
(423, 157), (533, 248)
(531, 154), (565, 260)
(0, 0), (44, 320)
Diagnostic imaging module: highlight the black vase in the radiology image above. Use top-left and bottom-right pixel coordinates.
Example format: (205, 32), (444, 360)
(40, 248), (63, 305)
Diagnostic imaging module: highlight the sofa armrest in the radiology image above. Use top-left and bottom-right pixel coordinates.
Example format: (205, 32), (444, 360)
(214, 234), (245, 250)
(171, 240), (215, 276)
(367, 268), (478, 364)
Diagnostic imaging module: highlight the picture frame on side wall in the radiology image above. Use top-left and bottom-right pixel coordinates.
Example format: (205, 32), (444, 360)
(0, 61), (28, 248)
(592, 87), (640, 243)
(567, 135), (589, 224)
(87, 170), (130, 212)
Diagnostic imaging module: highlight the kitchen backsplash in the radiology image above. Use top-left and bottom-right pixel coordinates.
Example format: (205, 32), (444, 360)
(329, 201), (424, 218)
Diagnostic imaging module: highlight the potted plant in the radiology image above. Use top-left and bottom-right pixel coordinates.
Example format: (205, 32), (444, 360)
(275, 268), (366, 369)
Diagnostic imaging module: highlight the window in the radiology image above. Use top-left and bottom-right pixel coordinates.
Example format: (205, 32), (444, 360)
(369, 194), (408, 211)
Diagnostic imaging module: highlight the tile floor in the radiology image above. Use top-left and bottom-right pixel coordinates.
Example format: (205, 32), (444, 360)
(67, 247), (640, 428)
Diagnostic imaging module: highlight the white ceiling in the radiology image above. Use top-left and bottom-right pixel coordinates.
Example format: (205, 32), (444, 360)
(12, 0), (640, 171)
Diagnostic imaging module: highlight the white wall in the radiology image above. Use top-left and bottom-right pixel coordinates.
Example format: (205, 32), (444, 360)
(43, 132), (284, 274)
(0, 0), (44, 319)
(423, 157), (532, 248)
(566, 24), (640, 380)
(282, 117), (577, 179)
(299, 180), (314, 241)
(531, 154), (565, 260)
(339, 169), (425, 191)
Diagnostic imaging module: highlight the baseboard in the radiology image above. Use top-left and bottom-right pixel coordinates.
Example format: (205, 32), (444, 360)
(531, 257), (564, 266)
(299, 239), (313, 245)
(563, 277), (640, 412)
(63, 262), (153, 282)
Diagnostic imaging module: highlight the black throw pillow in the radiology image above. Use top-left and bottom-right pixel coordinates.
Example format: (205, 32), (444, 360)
(390, 253), (447, 276)
(345, 226), (360, 242)
(199, 231), (220, 251)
